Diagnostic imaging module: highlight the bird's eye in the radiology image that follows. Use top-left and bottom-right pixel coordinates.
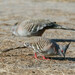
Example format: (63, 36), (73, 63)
(61, 50), (63, 52)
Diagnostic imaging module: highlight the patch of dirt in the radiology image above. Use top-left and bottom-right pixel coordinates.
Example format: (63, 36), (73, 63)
(0, 0), (75, 75)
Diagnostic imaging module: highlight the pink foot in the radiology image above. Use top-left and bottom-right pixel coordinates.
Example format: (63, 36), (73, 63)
(42, 56), (50, 60)
(33, 53), (38, 59)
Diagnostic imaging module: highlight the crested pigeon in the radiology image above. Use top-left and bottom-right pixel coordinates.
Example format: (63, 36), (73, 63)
(24, 38), (70, 60)
(11, 19), (67, 37)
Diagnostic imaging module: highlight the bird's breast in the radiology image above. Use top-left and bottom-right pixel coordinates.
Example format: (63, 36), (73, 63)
(17, 26), (30, 36)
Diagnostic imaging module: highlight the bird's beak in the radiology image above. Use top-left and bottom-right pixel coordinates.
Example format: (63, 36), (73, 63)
(62, 52), (65, 58)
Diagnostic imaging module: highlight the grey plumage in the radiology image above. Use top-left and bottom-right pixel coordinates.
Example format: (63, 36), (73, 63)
(24, 38), (70, 59)
(11, 19), (68, 37)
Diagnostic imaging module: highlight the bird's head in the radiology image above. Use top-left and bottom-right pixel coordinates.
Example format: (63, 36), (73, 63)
(24, 42), (32, 48)
(11, 23), (18, 36)
(58, 42), (71, 58)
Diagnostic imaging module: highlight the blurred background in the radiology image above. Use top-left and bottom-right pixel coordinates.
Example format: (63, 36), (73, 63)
(0, 0), (75, 25)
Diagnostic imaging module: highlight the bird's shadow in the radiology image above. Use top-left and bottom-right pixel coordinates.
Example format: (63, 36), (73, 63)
(51, 39), (75, 42)
(47, 57), (75, 61)
(28, 54), (75, 61)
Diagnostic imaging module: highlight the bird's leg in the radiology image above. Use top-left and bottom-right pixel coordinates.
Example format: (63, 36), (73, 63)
(41, 56), (50, 60)
(34, 53), (38, 59)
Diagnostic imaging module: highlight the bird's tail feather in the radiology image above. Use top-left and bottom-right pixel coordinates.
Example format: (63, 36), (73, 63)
(49, 22), (75, 31)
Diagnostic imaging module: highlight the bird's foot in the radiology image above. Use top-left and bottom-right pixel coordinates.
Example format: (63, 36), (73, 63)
(33, 53), (50, 60)
(33, 53), (38, 59)
(41, 56), (50, 60)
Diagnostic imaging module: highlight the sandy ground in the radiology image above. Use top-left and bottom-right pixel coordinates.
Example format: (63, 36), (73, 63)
(0, 0), (75, 75)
